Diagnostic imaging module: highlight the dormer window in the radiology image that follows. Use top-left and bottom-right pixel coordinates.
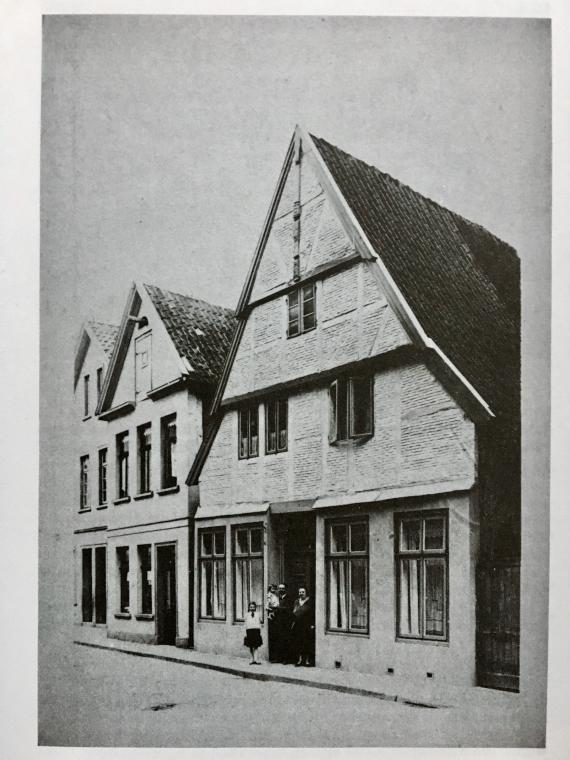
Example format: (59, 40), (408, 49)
(287, 283), (316, 338)
(135, 332), (152, 399)
(329, 375), (374, 442)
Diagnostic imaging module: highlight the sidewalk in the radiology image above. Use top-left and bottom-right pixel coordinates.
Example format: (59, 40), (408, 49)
(73, 624), (518, 712)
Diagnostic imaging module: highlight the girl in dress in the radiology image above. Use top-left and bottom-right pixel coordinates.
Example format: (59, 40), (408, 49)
(243, 601), (263, 664)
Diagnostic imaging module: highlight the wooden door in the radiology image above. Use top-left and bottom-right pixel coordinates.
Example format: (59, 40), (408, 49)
(156, 544), (177, 645)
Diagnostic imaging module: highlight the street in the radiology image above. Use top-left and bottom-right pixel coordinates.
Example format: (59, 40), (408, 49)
(38, 638), (525, 747)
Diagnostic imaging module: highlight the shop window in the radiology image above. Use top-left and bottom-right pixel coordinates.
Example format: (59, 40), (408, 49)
(79, 455), (89, 510)
(233, 524), (264, 622)
(98, 448), (107, 506)
(395, 511), (448, 641)
(238, 405), (259, 459)
(326, 518), (369, 633)
(161, 414), (177, 488)
(329, 375), (373, 442)
(116, 546), (130, 614)
(116, 432), (129, 499)
(265, 398), (288, 454)
(287, 283), (316, 338)
(138, 544), (153, 615)
(137, 423), (152, 494)
(199, 528), (226, 620)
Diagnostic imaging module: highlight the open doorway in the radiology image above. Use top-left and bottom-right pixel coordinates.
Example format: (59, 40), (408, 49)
(156, 543), (177, 645)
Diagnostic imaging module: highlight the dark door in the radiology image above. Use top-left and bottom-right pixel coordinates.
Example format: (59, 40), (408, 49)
(156, 544), (177, 645)
(94, 546), (107, 624)
(283, 514), (316, 660)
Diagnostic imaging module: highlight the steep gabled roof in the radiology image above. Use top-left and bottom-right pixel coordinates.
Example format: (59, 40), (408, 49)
(310, 134), (520, 418)
(73, 320), (119, 388)
(143, 284), (236, 382)
(88, 321), (120, 357)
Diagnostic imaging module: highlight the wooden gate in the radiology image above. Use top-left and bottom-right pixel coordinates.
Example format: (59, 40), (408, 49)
(476, 561), (520, 691)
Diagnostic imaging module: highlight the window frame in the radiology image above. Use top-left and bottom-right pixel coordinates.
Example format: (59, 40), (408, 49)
(265, 398), (288, 455)
(161, 414), (177, 489)
(83, 374), (90, 418)
(96, 367), (103, 403)
(79, 454), (90, 511)
(116, 546), (130, 614)
(325, 516), (370, 635)
(232, 523), (264, 623)
(198, 527), (227, 621)
(98, 447), (108, 507)
(238, 405), (259, 460)
(395, 509), (449, 642)
(329, 375), (374, 443)
(134, 331), (152, 399)
(287, 282), (317, 338)
(137, 422), (152, 494)
(116, 431), (129, 499)
(137, 544), (153, 616)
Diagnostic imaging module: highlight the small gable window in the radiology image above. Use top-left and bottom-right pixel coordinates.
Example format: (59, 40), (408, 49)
(135, 332), (152, 399)
(238, 405), (259, 459)
(287, 283), (316, 338)
(329, 376), (374, 443)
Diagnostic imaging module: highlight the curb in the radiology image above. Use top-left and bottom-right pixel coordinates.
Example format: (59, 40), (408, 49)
(74, 640), (446, 709)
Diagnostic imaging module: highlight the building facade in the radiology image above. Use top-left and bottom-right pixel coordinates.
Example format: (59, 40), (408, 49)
(72, 282), (235, 647)
(188, 127), (520, 688)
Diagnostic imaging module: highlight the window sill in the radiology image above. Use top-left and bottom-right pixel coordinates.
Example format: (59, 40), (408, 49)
(82, 415), (92, 422)
(198, 617), (227, 624)
(135, 613), (154, 621)
(78, 507), (91, 514)
(133, 491), (154, 501)
(96, 503), (108, 510)
(265, 449), (288, 457)
(286, 325), (317, 340)
(157, 485), (180, 496)
(114, 612), (131, 619)
(329, 434), (373, 447)
(396, 637), (449, 647)
(325, 629), (370, 638)
(113, 496), (131, 505)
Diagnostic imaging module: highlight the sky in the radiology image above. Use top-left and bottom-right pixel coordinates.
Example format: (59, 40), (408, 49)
(35, 12), (552, 751)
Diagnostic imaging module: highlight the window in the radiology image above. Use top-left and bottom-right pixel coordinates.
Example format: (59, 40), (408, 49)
(116, 432), (129, 499)
(265, 399), (288, 454)
(161, 414), (177, 488)
(329, 375), (373, 442)
(238, 406), (259, 459)
(117, 547), (130, 613)
(199, 528), (226, 620)
(98, 448), (107, 506)
(96, 367), (103, 402)
(81, 548), (93, 622)
(137, 423), (152, 493)
(135, 332), (152, 399)
(81, 546), (107, 624)
(287, 283), (316, 338)
(83, 374), (90, 417)
(326, 519), (369, 633)
(79, 455), (89, 510)
(138, 545), (153, 615)
(395, 511), (448, 641)
(233, 524), (264, 622)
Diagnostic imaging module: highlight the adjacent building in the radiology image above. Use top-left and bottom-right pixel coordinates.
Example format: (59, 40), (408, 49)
(187, 127), (520, 689)
(72, 282), (235, 647)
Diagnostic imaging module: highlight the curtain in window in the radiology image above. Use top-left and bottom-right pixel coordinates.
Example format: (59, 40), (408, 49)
(399, 558), (420, 636)
(350, 558), (368, 630)
(213, 560), (225, 618)
(201, 561), (212, 617)
(329, 559), (348, 629)
(235, 558), (246, 620)
(424, 558), (445, 636)
(250, 557), (263, 616)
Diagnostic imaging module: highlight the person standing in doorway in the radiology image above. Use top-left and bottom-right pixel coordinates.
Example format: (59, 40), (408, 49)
(291, 587), (314, 667)
(243, 601), (263, 665)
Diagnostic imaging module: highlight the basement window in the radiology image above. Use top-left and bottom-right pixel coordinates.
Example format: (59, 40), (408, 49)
(329, 375), (374, 443)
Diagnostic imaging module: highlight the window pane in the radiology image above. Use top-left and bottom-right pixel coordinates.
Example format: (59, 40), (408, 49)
(398, 558), (421, 636)
(82, 548), (93, 622)
(250, 527), (263, 554)
(328, 559), (348, 629)
(330, 523), (348, 553)
(239, 411), (249, 458)
(201, 532), (213, 557)
(235, 558), (246, 620)
(201, 560), (213, 617)
(350, 377), (372, 436)
(278, 399), (288, 450)
(235, 529), (248, 555)
(328, 381), (338, 442)
(424, 518), (445, 551)
(249, 407), (258, 457)
(266, 401), (277, 453)
(213, 559), (226, 618)
(250, 558), (264, 618)
(350, 558), (368, 630)
(424, 559), (445, 637)
(400, 519), (421, 551)
(139, 545), (152, 615)
(350, 522), (367, 553)
(214, 530), (225, 556)
(288, 291), (300, 336)
(338, 379), (348, 440)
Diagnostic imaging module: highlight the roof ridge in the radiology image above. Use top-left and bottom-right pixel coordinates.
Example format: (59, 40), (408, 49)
(310, 133), (518, 259)
(142, 282), (234, 316)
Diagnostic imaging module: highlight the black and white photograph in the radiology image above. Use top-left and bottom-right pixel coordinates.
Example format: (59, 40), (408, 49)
(1, 2), (564, 756)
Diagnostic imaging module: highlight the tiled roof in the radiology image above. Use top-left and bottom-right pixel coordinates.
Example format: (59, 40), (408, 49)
(88, 321), (119, 357)
(311, 135), (520, 417)
(144, 284), (236, 382)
